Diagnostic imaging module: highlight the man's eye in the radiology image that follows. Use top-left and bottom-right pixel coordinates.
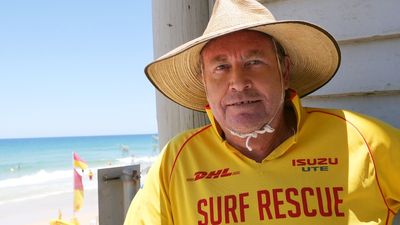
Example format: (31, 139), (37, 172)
(215, 64), (228, 71)
(246, 60), (261, 66)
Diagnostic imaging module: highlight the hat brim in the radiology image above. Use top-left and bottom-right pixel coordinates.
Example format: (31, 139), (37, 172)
(145, 21), (341, 112)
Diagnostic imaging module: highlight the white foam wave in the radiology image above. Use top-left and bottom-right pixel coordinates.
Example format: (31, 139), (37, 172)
(116, 155), (158, 165)
(0, 169), (72, 188)
(0, 190), (70, 206)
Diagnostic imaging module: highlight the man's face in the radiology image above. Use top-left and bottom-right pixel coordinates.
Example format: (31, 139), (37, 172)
(201, 30), (289, 134)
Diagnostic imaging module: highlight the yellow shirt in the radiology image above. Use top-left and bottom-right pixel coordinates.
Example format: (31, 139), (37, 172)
(124, 93), (400, 225)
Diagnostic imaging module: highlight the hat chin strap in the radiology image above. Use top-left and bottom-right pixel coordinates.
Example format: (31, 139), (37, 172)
(227, 39), (285, 152)
(228, 123), (276, 151)
(227, 90), (283, 151)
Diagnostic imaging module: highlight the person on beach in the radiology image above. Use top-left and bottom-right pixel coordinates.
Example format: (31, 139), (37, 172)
(124, 0), (400, 224)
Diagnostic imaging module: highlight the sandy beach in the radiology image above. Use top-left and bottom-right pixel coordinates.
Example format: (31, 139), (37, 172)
(0, 189), (98, 225)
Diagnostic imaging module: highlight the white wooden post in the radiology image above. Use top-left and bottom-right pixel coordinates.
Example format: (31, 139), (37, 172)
(152, 0), (210, 148)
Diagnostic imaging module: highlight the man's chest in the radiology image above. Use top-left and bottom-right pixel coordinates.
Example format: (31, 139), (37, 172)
(168, 133), (386, 225)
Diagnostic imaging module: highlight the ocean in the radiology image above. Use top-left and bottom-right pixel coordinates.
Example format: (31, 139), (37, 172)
(0, 134), (159, 206)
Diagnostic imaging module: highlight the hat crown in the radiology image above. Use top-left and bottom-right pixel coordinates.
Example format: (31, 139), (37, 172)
(203, 0), (276, 35)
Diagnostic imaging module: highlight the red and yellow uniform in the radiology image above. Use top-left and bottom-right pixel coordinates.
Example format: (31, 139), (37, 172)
(124, 93), (400, 225)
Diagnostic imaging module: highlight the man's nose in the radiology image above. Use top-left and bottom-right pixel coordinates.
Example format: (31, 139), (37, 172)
(229, 67), (251, 92)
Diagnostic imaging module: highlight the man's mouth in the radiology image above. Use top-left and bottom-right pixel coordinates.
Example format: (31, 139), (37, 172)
(227, 100), (261, 106)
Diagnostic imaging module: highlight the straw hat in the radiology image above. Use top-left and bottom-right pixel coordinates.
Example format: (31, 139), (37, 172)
(145, 0), (341, 111)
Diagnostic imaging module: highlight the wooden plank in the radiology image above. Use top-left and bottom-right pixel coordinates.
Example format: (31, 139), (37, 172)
(152, 0), (210, 148)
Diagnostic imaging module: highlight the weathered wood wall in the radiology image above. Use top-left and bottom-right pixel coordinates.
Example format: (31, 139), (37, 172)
(262, 0), (400, 128)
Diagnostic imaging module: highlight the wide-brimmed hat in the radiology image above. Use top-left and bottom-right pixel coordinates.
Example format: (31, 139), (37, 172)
(145, 0), (341, 111)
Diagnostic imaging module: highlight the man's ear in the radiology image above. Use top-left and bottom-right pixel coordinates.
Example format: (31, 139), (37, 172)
(283, 56), (291, 90)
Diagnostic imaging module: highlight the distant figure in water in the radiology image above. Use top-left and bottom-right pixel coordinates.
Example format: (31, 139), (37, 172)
(121, 145), (129, 152)
(10, 163), (21, 172)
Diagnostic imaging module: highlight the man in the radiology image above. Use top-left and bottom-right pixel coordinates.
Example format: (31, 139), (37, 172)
(124, 0), (400, 224)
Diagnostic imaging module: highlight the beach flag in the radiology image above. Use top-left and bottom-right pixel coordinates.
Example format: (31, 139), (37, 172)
(50, 217), (79, 225)
(50, 154), (88, 224)
(73, 152), (88, 170)
(73, 169), (84, 212)
(49, 210), (79, 225)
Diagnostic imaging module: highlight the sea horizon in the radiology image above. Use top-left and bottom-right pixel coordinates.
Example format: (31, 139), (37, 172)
(0, 132), (158, 141)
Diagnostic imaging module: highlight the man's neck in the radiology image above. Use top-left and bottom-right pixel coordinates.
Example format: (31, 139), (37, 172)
(223, 108), (296, 163)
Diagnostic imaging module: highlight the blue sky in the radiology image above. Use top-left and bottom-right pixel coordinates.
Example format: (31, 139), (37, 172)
(0, 1), (157, 138)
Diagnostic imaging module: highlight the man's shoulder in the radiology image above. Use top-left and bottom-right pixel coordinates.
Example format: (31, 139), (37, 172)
(155, 125), (214, 179)
(305, 106), (399, 141)
(162, 124), (214, 154)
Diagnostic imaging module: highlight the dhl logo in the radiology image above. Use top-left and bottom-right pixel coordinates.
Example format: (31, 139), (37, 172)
(187, 168), (240, 182)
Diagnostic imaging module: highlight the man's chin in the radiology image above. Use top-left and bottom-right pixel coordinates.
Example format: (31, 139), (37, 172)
(225, 124), (263, 135)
